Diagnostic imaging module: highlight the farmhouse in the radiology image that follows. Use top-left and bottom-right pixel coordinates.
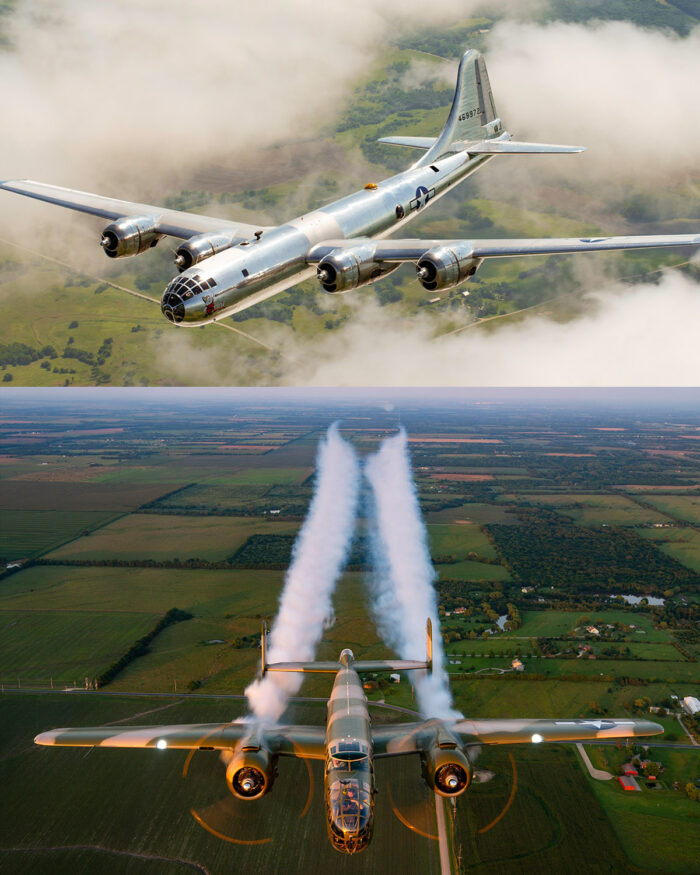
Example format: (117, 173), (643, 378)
(511, 658), (524, 672)
(622, 763), (638, 776)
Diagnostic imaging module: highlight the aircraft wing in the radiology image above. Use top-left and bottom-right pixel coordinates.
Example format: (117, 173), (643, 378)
(35, 721), (327, 758)
(308, 234), (700, 264)
(0, 179), (266, 240)
(371, 717), (662, 756)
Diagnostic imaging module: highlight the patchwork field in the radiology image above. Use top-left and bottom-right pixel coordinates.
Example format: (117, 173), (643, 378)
(46, 514), (301, 562)
(1, 398), (699, 872)
(0, 611), (160, 682)
(0, 509), (119, 559)
(637, 494), (700, 525)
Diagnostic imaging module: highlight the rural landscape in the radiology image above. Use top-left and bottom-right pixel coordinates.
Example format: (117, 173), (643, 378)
(1, 0), (699, 386)
(0, 390), (698, 873)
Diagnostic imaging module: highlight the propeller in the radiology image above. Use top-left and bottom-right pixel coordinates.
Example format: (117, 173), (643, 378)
(182, 742), (314, 846)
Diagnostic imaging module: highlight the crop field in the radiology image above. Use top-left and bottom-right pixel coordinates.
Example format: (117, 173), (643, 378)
(0, 611), (160, 682)
(0, 509), (118, 559)
(435, 558), (510, 582)
(46, 513), (301, 562)
(0, 480), (183, 511)
(638, 494), (700, 525)
(0, 565), (284, 619)
(638, 526), (700, 572)
(425, 503), (521, 525)
(516, 493), (672, 526)
(427, 523), (499, 559)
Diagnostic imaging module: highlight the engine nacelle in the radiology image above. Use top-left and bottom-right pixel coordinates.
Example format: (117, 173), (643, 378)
(174, 232), (241, 272)
(225, 746), (275, 800)
(100, 216), (161, 258)
(416, 244), (483, 292)
(422, 742), (471, 797)
(317, 244), (398, 293)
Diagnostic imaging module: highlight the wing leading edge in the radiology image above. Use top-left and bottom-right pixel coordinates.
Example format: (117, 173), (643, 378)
(308, 234), (700, 264)
(371, 717), (663, 756)
(0, 179), (266, 241)
(35, 721), (326, 758)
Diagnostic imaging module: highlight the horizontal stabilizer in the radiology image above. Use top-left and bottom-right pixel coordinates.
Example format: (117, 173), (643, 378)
(456, 139), (585, 155)
(377, 136), (437, 151)
(264, 659), (429, 674)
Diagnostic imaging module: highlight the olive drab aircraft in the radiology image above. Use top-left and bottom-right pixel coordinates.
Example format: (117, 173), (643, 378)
(2, 49), (699, 327)
(35, 620), (663, 855)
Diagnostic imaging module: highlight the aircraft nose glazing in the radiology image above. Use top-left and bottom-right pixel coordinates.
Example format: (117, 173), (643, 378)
(161, 291), (185, 323)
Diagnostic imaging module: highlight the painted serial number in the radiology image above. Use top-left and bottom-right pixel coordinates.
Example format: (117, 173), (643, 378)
(458, 108), (482, 121)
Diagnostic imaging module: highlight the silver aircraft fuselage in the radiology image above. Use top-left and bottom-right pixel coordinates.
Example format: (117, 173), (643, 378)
(163, 149), (493, 325)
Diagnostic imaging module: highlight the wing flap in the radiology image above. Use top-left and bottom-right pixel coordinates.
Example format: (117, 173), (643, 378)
(0, 179), (266, 241)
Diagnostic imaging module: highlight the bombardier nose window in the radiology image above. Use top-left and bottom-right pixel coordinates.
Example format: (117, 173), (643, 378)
(161, 274), (217, 323)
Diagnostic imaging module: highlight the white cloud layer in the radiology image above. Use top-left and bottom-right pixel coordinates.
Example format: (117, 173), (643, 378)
(278, 271), (700, 387)
(486, 19), (700, 178)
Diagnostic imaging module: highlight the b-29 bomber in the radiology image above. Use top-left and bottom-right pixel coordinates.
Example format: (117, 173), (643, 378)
(2, 49), (698, 328)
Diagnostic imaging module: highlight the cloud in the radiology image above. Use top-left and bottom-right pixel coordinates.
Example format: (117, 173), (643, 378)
(485, 20), (700, 180)
(278, 271), (700, 386)
(0, 0), (523, 192)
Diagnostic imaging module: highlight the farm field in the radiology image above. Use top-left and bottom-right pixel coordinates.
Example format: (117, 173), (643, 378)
(515, 610), (673, 642)
(427, 522), (500, 559)
(435, 557), (510, 582)
(0, 565), (284, 618)
(638, 495), (700, 525)
(0, 509), (119, 559)
(46, 513), (301, 562)
(1, 397), (699, 872)
(425, 503), (520, 525)
(638, 526), (700, 572)
(0, 611), (160, 683)
(517, 493), (672, 527)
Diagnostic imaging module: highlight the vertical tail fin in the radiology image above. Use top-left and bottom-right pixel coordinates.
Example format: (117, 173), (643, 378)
(260, 620), (267, 677)
(426, 617), (433, 673)
(418, 49), (504, 165)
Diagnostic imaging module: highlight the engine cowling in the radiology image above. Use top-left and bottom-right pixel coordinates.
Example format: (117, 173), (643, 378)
(416, 244), (483, 292)
(225, 747), (275, 800)
(316, 244), (398, 293)
(174, 232), (242, 272)
(422, 743), (471, 797)
(100, 216), (161, 258)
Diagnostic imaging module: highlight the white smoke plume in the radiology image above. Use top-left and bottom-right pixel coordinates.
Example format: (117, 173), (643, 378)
(245, 423), (359, 723)
(364, 428), (460, 721)
(278, 270), (700, 387)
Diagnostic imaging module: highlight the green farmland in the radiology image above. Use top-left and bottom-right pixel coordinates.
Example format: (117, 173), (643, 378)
(0, 509), (119, 559)
(46, 513), (301, 562)
(1, 396), (700, 871)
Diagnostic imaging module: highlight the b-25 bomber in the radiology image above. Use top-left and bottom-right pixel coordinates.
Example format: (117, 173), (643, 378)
(35, 621), (662, 854)
(2, 48), (698, 328)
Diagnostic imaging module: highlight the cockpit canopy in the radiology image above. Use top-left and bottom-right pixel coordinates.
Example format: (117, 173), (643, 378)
(328, 740), (370, 773)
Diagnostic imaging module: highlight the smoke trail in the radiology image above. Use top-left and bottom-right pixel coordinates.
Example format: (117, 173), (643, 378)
(245, 423), (359, 723)
(365, 429), (460, 721)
